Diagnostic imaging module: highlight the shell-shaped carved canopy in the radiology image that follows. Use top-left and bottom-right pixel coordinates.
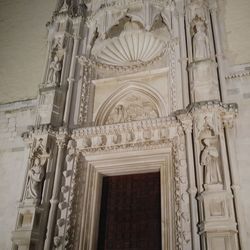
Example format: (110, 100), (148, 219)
(92, 21), (167, 67)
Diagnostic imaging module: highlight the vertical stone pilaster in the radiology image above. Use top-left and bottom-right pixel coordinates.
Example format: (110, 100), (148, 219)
(178, 113), (200, 250)
(190, 102), (239, 250)
(44, 128), (68, 250)
(11, 126), (57, 250)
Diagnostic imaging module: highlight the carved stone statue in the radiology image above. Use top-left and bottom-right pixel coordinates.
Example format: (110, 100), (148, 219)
(200, 137), (222, 185)
(47, 55), (62, 85)
(107, 104), (126, 124)
(192, 20), (210, 61)
(66, 140), (76, 163)
(26, 157), (45, 199)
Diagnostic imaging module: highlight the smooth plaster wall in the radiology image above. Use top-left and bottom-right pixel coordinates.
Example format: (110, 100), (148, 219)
(0, 0), (56, 104)
(224, 0), (250, 65)
(225, 74), (250, 246)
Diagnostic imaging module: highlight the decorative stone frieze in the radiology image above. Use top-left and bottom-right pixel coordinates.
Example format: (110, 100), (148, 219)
(73, 117), (180, 153)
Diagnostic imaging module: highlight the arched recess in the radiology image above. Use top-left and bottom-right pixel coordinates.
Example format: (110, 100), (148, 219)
(95, 83), (168, 126)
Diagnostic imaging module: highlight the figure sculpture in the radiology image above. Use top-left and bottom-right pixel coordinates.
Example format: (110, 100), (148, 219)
(26, 158), (45, 199)
(47, 55), (62, 85)
(193, 20), (210, 61)
(66, 140), (76, 163)
(200, 137), (222, 185)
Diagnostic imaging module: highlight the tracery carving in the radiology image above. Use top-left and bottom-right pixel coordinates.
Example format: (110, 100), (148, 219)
(54, 0), (87, 17)
(105, 94), (159, 124)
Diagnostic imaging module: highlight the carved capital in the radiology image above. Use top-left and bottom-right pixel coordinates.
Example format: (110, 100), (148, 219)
(56, 127), (69, 148)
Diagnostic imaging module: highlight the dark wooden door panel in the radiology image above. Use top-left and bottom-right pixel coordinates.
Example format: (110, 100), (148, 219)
(97, 172), (161, 250)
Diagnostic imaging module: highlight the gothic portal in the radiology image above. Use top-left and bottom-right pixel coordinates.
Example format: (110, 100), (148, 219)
(11, 0), (242, 250)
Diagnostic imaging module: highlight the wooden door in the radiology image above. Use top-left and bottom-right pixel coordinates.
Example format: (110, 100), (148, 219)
(97, 172), (161, 250)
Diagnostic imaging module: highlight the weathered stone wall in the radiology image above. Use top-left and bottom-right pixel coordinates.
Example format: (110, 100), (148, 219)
(225, 65), (250, 246)
(0, 100), (36, 249)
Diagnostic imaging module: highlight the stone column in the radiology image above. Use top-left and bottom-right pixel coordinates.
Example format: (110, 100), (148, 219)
(178, 114), (200, 250)
(209, 4), (227, 102)
(44, 129), (68, 250)
(63, 30), (81, 125)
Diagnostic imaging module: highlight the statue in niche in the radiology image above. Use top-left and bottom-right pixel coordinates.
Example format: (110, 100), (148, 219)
(200, 137), (222, 185)
(192, 19), (210, 61)
(47, 55), (62, 85)
(26, 157), (45, 200)
(66, 140), (76, 163)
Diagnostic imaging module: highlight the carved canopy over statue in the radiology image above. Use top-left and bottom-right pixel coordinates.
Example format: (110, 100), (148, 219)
(54, 0), (87, 17)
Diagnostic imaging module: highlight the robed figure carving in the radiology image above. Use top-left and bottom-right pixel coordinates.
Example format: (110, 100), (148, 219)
(200, 137), (222, 185)
(193, 20), (210, 61)
(26, 157), (45, 200)
(47, 55), (62, 85)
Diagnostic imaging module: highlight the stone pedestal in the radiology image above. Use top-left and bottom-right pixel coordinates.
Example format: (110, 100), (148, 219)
(189, 59), (220, 102)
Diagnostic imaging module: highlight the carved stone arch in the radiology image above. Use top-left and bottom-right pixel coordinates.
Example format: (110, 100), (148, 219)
(95, 83), (167, 126)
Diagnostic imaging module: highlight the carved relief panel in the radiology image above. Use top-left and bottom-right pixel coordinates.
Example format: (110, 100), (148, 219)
(105, 93), (159, 124)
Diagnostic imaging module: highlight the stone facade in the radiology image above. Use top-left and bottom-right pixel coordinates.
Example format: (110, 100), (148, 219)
(0, 0), (250, 250)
